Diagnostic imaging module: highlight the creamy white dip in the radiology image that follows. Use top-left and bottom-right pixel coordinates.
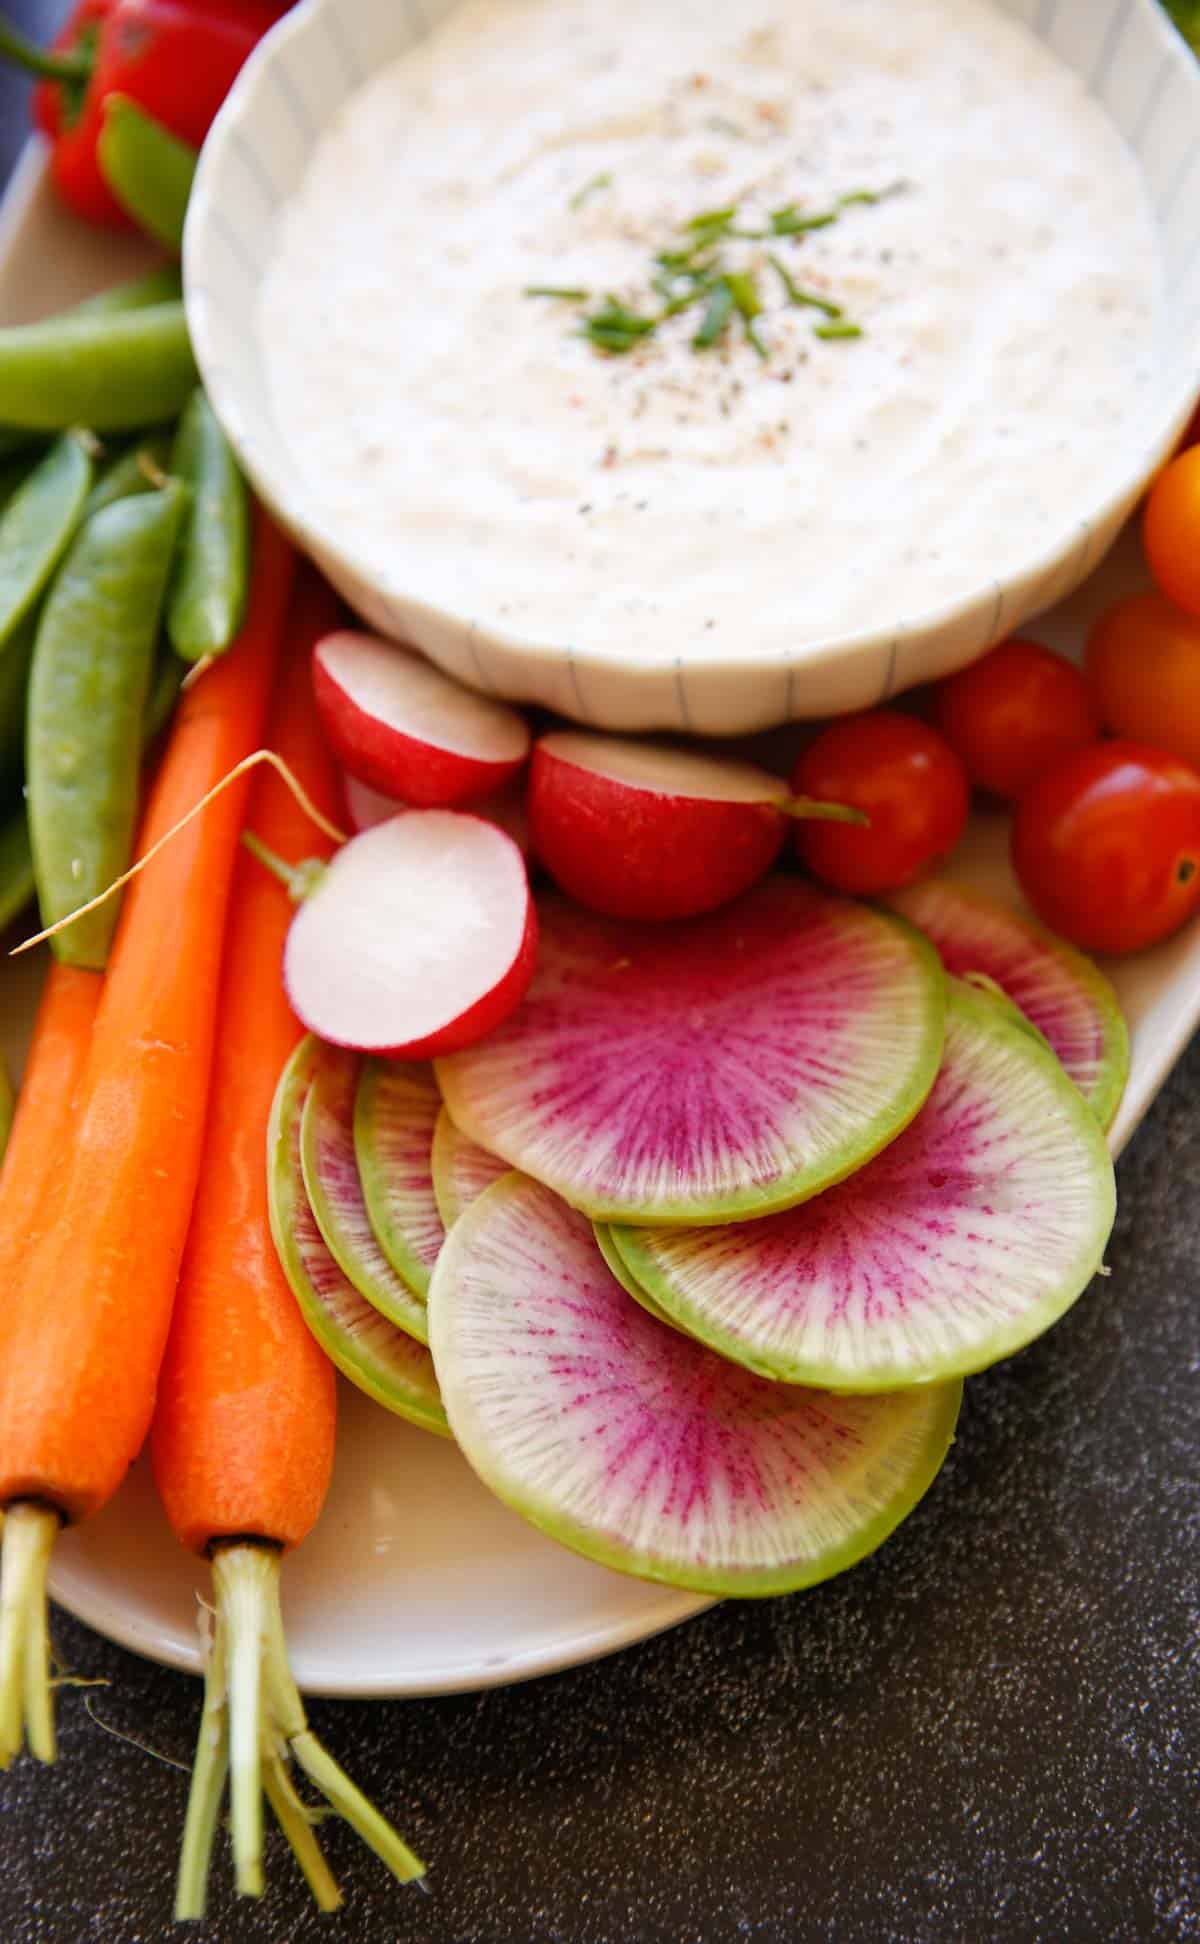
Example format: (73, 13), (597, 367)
(260, 0), (1163, 664)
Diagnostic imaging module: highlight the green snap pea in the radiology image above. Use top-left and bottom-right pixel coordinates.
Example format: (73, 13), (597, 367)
(71, 265), (184, 318)
(83, 430), (174, 521)
(167, 389), (249, 662)
(0, 433), (92, 652)
(0, 806), (34, 937)
(0, 612), (36, 797)
(0, 302), (197, 432)
(0, 268), (183, 458)
(98, 97), (198, 255)
(26, 479), (189, 969)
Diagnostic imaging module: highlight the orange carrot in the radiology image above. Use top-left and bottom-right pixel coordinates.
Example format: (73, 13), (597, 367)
(0, 510), (294, 1769)
(0, 964), (100, 1277)
(151, 574), (425, 1918)
(152, 572), (341, 1561)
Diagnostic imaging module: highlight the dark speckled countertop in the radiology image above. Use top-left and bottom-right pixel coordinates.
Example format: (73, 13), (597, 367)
(1, 7), (1198, 1939)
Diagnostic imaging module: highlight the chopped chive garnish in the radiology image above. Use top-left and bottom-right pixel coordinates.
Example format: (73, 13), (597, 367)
(772, 206), (838, 236)
(725, 270), (761, 320)
(692, 278), (735, 349)
(581, 294), (659, 354)
(532, 183), (890, 359)
(767, 253), (843, 318)
(838, 179), (907, 208)
(685, 206), (738, 236)
(569, 171), (613, 212)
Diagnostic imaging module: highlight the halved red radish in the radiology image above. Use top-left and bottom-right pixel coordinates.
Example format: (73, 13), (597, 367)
(283, 812), (537, 1059)
(344, 770), (533, 862)
(313, 632), (530, 806)
(528, 730), (858, 921)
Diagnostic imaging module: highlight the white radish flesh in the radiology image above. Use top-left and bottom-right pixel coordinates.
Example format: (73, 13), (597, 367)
(284, 813), (537, 1059)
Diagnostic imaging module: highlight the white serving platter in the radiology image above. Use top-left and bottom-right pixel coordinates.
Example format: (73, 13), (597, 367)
(1, 145), (1198, 1697)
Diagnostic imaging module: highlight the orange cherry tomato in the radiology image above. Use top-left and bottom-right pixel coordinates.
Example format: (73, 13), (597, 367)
(931, 638), (1100, 800)
(791, 709), (969, 896)
(1143, 446), (1200, 618)
(1011, 742), (1200, 955)
(1085, 591), (1200, 771)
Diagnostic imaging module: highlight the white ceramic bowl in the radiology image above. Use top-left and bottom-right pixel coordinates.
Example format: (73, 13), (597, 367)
(185, 0), (1200, 735)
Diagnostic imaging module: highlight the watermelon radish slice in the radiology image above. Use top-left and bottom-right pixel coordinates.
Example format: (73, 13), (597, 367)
(592, 1221), (679, 1328)
(268, 1037), (449, 1436)
(609, 980), (1116, 1392)
(299, 1047), (430, 1342)
(887, 879), (1129, 1131)
(313, 631), (530, 805)
(435, 881), (945, 1226)
(430, 1108), (510, 1232)
(428, 1175), (961, 1595)
(354, 1061), (445, 1298)
(283, 813), (538, 1058)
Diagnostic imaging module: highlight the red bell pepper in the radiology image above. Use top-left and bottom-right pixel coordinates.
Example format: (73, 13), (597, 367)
(0, 0), (292, 229)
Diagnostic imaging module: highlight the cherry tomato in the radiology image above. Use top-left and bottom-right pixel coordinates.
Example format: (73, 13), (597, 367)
(1143, 446), (1200, 618)
(1085, 592), (1200, 771)
(1011, 742), (1200, 955)
(931, 637), (1100, 801)
(791, 709), (969, 896)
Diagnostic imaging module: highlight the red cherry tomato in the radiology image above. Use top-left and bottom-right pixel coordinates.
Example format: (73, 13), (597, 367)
(791, 710), (970, 896)
(1144, 446), (1200, 619)
(931, 638), (1100, 800)
(1085, 592), (1200, 771)
(1011, 742), (1200, 955)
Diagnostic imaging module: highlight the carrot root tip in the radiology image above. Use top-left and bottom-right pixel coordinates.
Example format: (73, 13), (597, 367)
(0, 1503), (60, 1770)
(176, 1543), (423, 1917)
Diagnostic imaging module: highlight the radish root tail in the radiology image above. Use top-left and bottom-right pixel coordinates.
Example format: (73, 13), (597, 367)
(0, 1502), (60, 1770)
(11, 753), (349, 960)
(175, 1543), (425, 1920)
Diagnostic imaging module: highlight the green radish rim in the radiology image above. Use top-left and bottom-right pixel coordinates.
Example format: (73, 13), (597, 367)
(299, 1047), (430, 1345)
(436, 886), (948, 1228)
(609, 979), (1116, 1393)
(353, 1060), (443, 1300)
(430, 1174), (963, 1598)
(592, 1220), (681, 1330)
(268, 1037), (449, 1438)
(887, 878), (1130, 1132)
(430, 1106), (510, 1232)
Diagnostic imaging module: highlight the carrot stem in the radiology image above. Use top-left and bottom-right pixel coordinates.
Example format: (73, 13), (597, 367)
(289, 1731), (427, 1887)
(182, 1543), (425, 1912)
(264, 1750), (342, 1912)
(175, 1619), (231, 1922)
(217, 1544), (270, 1899)
(0, 1503), (59, 1769)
